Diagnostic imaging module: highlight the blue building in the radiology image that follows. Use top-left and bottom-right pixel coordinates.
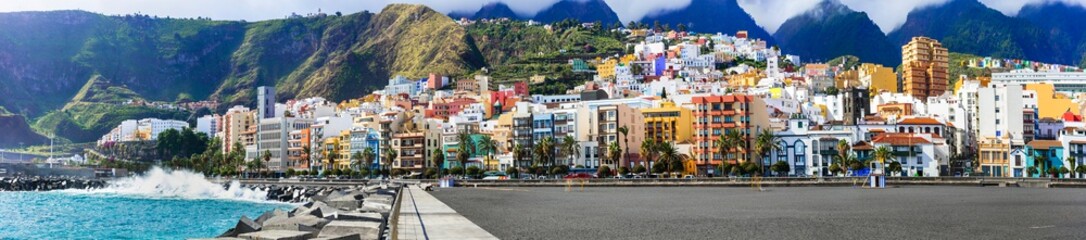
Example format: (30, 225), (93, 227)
(1026, 140), (1064, 178)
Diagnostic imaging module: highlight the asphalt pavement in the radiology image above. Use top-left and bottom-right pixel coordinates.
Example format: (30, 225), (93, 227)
(430, 186), (1086, 239)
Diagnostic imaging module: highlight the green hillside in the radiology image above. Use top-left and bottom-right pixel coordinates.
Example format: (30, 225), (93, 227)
(0, 4), (489, 144)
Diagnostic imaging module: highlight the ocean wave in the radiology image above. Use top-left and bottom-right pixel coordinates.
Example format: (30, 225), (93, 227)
(61, 167), (271, 203)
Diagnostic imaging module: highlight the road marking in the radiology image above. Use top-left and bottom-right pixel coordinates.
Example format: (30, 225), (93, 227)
(1029, 225), (1055, 229)
(476, 187), (529, 192)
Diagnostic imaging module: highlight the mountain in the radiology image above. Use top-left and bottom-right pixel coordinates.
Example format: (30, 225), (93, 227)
(533, 0), (621, 25)
(451, 0), (620, 25)
(0, 4), (486, 143)
(640, 0), (773, 42)
(449, 2), (522, 20)
(888, 0), (1059, 64)
(773, 0), (899, 65)
(1017, 2), (1086, 66)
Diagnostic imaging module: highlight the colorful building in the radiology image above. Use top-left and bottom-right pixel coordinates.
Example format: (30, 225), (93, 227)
(641, 101), (694, 143)
(901, 36), (949, 101)
(691, 94), (771, 171)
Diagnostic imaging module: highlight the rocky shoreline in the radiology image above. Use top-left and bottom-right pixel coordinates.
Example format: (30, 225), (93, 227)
(0, 176), (106, 191)
(210, 182), (404, 240)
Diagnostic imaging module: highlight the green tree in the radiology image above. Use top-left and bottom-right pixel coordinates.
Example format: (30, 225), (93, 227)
(887, 161), (903, 176)
(606, 141), (622, 169)
(534, 136), (556, 170)
(1048, 166), (1059, 178)
(1076, 165), (1086, 179)
(1067, 157), (1077, 178)
(384, 148), (398, 177)
(1027, 166), (1038, 177)
(362, 147), (377, 177)
(350, 151), (363, 171)
(752, 129), (780, 176)
(640, 139), (658, 174)
(450, 166), (465, 176)
(1059, 166), (1070, 178)
(478, 135), (497, 171)
(597, 165), (612, 178)
(633, 164), (647, 175)
(466, 165), (482, 179)
(431, 148), (445, 179)
(512, 144), (526, 178)
(617, 125), (629, 169)
(562, 135), (580, 167)
(658, 141), (684, 177)
(770, 161), (790, 176)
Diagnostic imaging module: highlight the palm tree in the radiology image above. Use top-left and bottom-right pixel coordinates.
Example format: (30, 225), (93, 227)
(562, 135), (580, 167)
(534, 136), (556, 169)
(752, 129), (780, 176)
(430, 148), (445, 178)
(383, 148), (397, 177)
(261, 150), (272, 172)
(658, 141), (682, 177)
(617, 125), (629, 169)
(873, 146), (893, 175)
(350, 151), (363, 172)
(640, 139), (658, 175)
(1034, 154), (1047, 178)
(456, 130), (475, 169)
(604, 141), (620, 170)
(362, 147), (376, 178)
(723, 130), (744, 164)
(478, 135), (497, 171)
(1067, 156), (1077, 179)
(512, 144), (526, 178)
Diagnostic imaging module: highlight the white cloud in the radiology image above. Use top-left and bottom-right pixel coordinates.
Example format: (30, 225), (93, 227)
(605, 0), (692, 23)
(840, 0), (950, 33)
(3, 0), (1086, 32)
(736, 0), (821, 33)
(979, 0), (1086, 16)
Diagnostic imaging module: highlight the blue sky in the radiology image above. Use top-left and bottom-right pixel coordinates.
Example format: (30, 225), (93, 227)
(1, 0), (1082, 34)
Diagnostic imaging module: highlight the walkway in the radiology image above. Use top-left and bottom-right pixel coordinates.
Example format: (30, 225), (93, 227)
(396, 185), (497, 240)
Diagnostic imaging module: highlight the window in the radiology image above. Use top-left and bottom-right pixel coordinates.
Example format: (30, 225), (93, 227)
(915, 156), (922, 165)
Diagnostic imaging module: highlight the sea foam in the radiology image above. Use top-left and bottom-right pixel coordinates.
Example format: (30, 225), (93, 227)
(75, 167), (268, 202)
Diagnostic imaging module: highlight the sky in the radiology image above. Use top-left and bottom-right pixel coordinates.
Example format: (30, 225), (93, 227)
(2, 0), (1085, 34)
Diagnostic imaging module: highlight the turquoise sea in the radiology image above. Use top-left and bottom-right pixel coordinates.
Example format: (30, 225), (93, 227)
(0, 168), (292, 239)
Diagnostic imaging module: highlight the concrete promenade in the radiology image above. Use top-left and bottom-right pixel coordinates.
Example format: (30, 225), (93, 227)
(396, 186), (497, 240)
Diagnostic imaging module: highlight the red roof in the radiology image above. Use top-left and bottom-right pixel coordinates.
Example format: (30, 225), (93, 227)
(897, 117), (943, 125)
(1063, 111), (1082, 122)
(872, 133), (931, 145)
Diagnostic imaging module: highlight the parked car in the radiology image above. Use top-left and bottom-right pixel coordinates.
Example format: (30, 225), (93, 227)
(683, 175), (695, 179)
(564, 173), (594, 179)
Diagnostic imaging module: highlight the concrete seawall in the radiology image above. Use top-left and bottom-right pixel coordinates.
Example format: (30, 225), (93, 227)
(222, 177), (1086, 189)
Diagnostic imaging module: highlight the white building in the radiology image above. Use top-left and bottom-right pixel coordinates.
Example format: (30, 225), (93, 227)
(98, 118), (189, 145)
(992, 69), (1086, 93)
(256, 117), (313, 172)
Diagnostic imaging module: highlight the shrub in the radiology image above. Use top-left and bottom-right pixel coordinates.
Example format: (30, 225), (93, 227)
(550, 166), (569, 176)
(450, 166), (465, 175)
(424, 169), (438, 179)
(597, 165), (612, 178)
(466, 166), (481, 178)
(285, 168), (296, 177)
(505, 167), (520, 177)
(358, 169), (370, 177)
(633, 164), (647, 174)
(618, 166), (630, 176)
(391, 169), (406, 177)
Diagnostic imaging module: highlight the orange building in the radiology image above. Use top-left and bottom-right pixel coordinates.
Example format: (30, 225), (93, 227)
(691, 94), (770, 171)
(902, 37), (949, 101)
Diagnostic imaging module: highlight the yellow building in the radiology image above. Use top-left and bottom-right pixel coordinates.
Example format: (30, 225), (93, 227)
(727, 71), (763, 88)
(835, 69), (859, 89)
(642, 101), (694, 143)
(859, 63), (896, 93)
(619, 54), (637, 65)
(977, 137), (1010, 177)
(1026, 83), (1080, 119)
(322, 137), (341, 169)
(597, 58), (618, 80)
(337, 130), (352, 169)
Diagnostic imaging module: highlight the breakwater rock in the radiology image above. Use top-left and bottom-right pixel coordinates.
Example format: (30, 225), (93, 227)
(0, 176), (106, 191)
(212, 182), (403, 240)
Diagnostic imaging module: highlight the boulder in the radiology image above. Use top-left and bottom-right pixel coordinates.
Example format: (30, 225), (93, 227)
(229, 216), (262, 237)
(262, 215), (330, 232)
(317, 220), (382, 240)
(238, 230), (315, 240)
